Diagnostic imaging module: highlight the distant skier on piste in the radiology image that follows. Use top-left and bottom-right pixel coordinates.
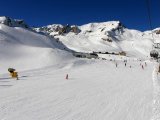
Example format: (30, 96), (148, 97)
(142, 65), (144, 70)
(145, 62), (147, 67)
(66, 74), (68, 80)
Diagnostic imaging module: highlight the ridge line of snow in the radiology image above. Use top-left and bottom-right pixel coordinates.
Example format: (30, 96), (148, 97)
(151, 62), (160, 120)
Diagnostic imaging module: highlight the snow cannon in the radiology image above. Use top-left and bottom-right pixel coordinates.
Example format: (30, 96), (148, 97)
(150, 50), (159, 59)
(8, 68), (18, 80)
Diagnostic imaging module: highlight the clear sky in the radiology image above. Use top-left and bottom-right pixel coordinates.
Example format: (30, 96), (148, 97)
(0, 0), (159, 31)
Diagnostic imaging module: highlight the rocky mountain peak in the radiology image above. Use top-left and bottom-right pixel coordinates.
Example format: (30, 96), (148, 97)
(0, 16), (29, 28)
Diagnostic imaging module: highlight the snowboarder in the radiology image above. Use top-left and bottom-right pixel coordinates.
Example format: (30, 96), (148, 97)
(125, 63), (126, 67)
(130, 65), (131, 68)
(66, 74), (68, 80)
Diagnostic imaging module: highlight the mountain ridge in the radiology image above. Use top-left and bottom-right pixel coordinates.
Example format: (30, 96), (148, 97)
(1, 16), (160, 61)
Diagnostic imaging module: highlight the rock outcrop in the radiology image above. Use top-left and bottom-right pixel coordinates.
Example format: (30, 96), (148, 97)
(0, 16), (29, 28)
(156, 30), (160, 34)
(34, 24), (81, 36)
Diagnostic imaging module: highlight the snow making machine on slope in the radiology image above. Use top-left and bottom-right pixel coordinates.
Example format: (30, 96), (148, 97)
(150, 43), (160, 61)
(150, 43), (160, 72)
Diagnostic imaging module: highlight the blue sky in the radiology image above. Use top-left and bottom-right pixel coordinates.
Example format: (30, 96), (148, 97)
(0, 0), (159, 31)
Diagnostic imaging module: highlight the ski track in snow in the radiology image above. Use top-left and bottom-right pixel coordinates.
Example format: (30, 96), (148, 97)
(0, 59), (155, 120)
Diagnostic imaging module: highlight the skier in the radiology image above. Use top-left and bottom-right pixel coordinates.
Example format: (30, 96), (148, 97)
(66, 74), (68, 80)
(125, 63), (126, 67)
(142, 65), (144, 69)
(116, 63), (118, 67)
(145, 62), (147, 66)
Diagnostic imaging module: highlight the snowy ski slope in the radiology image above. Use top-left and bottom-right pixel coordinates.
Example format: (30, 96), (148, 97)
(0, 20), (160, 120)
(0, 59), (156, 120)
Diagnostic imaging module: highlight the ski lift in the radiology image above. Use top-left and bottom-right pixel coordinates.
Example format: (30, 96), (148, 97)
(145, 0), (160, 61)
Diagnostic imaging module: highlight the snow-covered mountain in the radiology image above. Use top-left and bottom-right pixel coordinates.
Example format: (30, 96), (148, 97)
(35, 21), (160, 57)
(1, 16), (160, 72)
(1, 16), (160, 59)
(0, 17), (74, 73)
(0, 16), (29, 28)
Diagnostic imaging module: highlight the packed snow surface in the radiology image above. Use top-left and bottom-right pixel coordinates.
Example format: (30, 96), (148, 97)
(0, 59), (155, 120)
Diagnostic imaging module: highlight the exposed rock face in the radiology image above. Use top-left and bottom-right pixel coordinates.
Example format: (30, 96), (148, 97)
(58, 24), (71, 35)
(55, 26), (63, 32)
(156, 30), (160, 34)
(0, 16), (29, 28)
(110, 21), (125, 34)
(57, 24), (81, 35)
(71, 25), (81, 34)
(34, 24), (81, 36)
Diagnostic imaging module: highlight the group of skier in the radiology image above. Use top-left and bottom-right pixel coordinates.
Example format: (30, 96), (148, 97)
(141, 62), (147, 70)
(115, 59), (147, 70)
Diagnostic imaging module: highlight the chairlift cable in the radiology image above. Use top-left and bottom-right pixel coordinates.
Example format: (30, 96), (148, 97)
(145, 0), (155, 43)
(146, 0), (159, 61)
